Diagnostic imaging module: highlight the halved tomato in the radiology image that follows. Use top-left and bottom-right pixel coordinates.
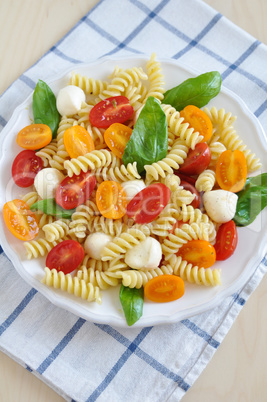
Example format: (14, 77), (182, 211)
(104, 123), (132, 158)
(89, 96), (134, 128)
(55, 171), (96, 210)
(215, 149), (247, 193)
(177, 239), (216, 268)
(46, 240), (84, 274)
(180, 105), (213, 142)
(214, 220), (238, 260)
(96, 180), (127, 219)
(63, 125), (95, 158)
(179, 143), (211, 175)
(16, 124), (52, 150)
(126, 183), (171, 224)
(3, 199), (39, 241)
(144, 275), (185, 303)
(12, 150), (43, 187)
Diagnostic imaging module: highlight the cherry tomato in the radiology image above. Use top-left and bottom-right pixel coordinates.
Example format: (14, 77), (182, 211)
(16, 124), (52, 150)
(55, 171), (96, 210)
(89, 96), (134, 128)
(126, 183), (171, 224)
(214, 220), (238, 260)
(104, 123), (133, 158)
(215, 149), (247, 193)
(11, 150), (44, 188)
(179, 143), (211, 175)
(3, 199), (39, 241)
(180, 180), (201, 209)
(180, 105), (213, 142)
(177, 239), (216, 268)
(175, 172), (196, 185)
(63, 125), (95, 158)
(144, 275), (185, 303)
(96, 180), (127, 219)
(46, 240), (84, 274)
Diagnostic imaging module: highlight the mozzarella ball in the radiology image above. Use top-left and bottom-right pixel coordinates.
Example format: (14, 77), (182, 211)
(56, 85), (86, 116)
(34, 168), (65, 199)
(84, 232), (113, 260)
(203, 189), (238, 223)
(125, 236), (162, 270)
(121, 180), (146, 201)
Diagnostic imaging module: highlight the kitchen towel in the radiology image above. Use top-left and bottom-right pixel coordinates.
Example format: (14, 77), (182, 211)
(0, 0), (267, 401)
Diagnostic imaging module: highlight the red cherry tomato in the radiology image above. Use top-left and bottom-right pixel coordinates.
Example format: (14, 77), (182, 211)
(126, 183), (171, 224)
(214, 220), (238, 261)
(89, 96), (134, 128)
(175, 172), (196, 185)
(46, 240), (84, 274)
(180, 180), (201, 209)
(179, 143), (211, 175)
(55, 171), (96, 210)
(11, 150), (43, 188)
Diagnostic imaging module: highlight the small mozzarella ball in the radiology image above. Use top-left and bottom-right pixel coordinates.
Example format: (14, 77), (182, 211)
(203, 189), (238, 223)
(34, 168), (65, 199)
(56, 85), (86, 116)
(121, 180), (146, 201)
(125, 236), (162, 270)
(84, 232), (113, 260)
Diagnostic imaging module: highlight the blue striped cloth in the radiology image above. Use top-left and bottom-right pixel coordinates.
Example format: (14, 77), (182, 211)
(0, 1), (267, 400)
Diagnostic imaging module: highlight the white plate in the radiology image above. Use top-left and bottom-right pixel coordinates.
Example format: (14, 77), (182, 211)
(0, 55), (267, 328)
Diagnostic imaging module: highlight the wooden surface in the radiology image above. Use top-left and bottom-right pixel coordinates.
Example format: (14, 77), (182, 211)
(0, 1), (266, 401)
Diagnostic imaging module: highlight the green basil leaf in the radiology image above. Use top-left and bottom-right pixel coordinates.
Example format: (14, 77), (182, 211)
(162, 71), (221, 111)
(234, 185), (267, 227)
(119, 284), (144, 326)
(33, 79), (60, 139)
(122, 96), (168, 173)
(30, 198), (75, 219)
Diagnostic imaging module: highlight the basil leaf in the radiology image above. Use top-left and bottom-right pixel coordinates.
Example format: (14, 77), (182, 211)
(119, 284), (144, 326)
(30, 198), (75, 219)
(122, 96), (168, 173)
(234, 185), (267, 227)
(162, 71), (221, 111)
(33, 80), (60, 139)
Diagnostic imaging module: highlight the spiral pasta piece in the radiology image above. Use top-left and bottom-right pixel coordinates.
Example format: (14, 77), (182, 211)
(117, 265), (173, 289)
(203, 107), (236, 131)
(144, 52), (165, 101)
(97, 162), (141, 183)
(195, 169), (216, 192)
(69, 72), (109, 95)
(21, 191), (39, 207)
(164, 255), (221, 286)
(101, 228), (148, 261)
(68, 199), (99, 238)
(87, 215), (125, 237)
(36, 139), (58, 167)
(161, 222), (210, 259)
(64, 149), (118, 177)
(42, 219), (70, 242)
(208, 139), (227, 164)
(162, 104), (204, 149)
(42, 268), (102, 303)
(76, 267), (120, 290)
(24, 238), (62, 259)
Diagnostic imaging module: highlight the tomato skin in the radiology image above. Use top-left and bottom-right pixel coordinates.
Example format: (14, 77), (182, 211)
(179, 143), (211, 175)
(46, 240), (84, 274)
(89, 96), (134, 128)
(180, 105), (213, 142)
(215, 150), (247, 193)
(104, 123), (132, 158)
(144, 275), (185, 303)
(12, 150), (44, 188)
(177, 239), (216, 268)
(126, 183), (171, 224)
(55, 171), (96, 210)
(180, 180), (201, 209)
(214, 220), (238, 260)
(175, 172), (196, 185)
(63, 125), (95, 158)
(96, 180), (127, 220)
(3, 199), (39, 241)
(16, 124), (52, 150)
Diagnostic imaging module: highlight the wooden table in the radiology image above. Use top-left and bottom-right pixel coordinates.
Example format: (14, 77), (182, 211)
(0, 1), (266, 401)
